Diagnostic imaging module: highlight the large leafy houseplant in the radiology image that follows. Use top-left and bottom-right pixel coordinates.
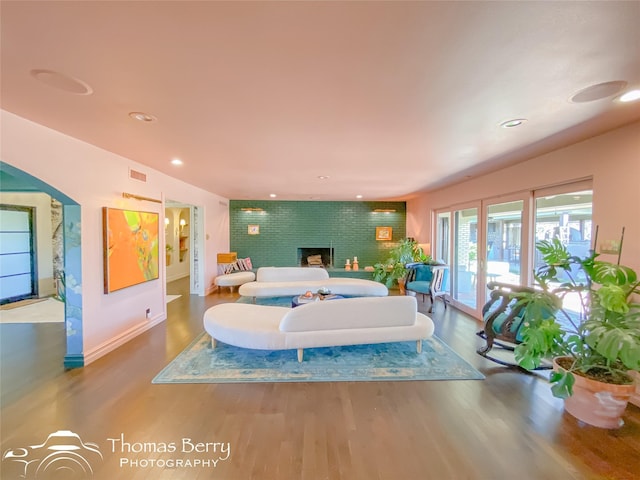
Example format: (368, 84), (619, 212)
(514, 238), (640, 400)
(373, 238), (430, 289)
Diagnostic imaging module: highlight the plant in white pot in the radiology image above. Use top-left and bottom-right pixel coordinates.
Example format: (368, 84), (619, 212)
(514, 238), (640, 428)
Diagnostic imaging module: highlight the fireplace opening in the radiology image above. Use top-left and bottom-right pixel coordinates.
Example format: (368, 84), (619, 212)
(298, 247), (334, 268)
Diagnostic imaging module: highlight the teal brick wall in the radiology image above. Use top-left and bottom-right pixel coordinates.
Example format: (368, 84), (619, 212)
(230, 201), (406, 269)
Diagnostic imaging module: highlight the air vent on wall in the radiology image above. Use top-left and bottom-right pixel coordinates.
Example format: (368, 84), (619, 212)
(129, 168), (147, 182)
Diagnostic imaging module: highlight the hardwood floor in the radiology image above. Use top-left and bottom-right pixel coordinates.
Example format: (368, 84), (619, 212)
(1, 277), (639, 479)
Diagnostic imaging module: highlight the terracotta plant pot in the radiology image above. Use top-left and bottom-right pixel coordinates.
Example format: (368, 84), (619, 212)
(554, 357), (636, 429)
(630, 371), (640, 408)
(397, 277), (406, 295)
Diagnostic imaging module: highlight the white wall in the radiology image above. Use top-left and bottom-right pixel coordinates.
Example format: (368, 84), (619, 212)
(407, 121), (640, 274)
(0, 192), (56, 297)
(1, 110), (230, 363)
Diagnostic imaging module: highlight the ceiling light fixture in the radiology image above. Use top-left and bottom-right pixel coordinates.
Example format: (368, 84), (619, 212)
(241, 207), (264, 212)
(269, 194), (277, 198)
(570, 80), (627, 103)
(500, 118), (527, 128)
(30, 69), (93, 95)
(317, 175), (330, 180)
(356, 195), (363, 199)
(618, 89), (640, 103)
(170, 158), (183, 166)
(129, 112), (157, 123)
(373, 209), (396, 213)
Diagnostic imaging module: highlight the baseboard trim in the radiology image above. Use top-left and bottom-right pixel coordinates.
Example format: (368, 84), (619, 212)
(83, 313), (166, 365)
(166, 272), (189, 283)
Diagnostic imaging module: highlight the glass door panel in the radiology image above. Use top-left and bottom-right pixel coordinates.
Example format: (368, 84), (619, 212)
(534, 189), (593, 323)
(484, 200), (524, 301)
(534, 190), (593, 268)
(0, 206), (36, 303)
(435, 211), (451, 295)
(435, 211), (451, 264)
(452, 207), (478, 311)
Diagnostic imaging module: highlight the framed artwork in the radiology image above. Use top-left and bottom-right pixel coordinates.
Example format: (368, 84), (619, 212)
(103, 207), (159, 293)
(248, 225), (260, 235)
(376, 226), (392, 241)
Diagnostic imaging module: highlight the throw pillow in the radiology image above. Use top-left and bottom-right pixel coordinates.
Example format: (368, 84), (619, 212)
(218, 263), (237, 275)
(235, 257), (253, 271)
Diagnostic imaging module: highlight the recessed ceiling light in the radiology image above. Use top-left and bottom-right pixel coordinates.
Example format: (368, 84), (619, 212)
(618, 89), (640, 103)
(30, 69), (93, 95)
(500, 119), (527, 128)
(170, 159), (183, 166)
(570, 80), (627, 103)
(269, 193), (277, 198)
(317, 175), (330, 180)
(129, 112), (157, 123)
(356, 195), (363, 199)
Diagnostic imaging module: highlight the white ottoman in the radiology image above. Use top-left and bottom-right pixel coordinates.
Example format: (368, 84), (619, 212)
(215, 271), (256, 292)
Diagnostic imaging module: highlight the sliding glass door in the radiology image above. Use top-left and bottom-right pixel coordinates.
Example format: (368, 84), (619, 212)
(435, 211), (451, 265)
(534, 189), (593, 271)
(437, 196), (528, 317)
(431, 181), (590, 319)
(533, 186), (593, 323)
(451, 205), (479, 314)
(482, 198), (527, 302)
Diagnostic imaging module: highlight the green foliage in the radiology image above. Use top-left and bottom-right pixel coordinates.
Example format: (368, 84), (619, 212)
(549, 370), (575, 399)
(372, 238), (430, 288)
(515, 238), (640, 398)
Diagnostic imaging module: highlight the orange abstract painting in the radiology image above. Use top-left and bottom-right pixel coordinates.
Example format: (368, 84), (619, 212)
(103, 208), (159, 293)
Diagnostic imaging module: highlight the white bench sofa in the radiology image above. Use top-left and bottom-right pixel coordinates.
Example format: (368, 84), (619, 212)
(214, 271), (256, 292)
(238, 266), (388, 300)
(203, 295), (433, 362)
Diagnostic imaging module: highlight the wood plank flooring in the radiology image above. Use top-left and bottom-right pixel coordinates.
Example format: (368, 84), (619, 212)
(1, 277), (639, 479)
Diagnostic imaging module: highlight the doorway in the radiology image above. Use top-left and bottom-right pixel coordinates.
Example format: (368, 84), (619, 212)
(0, 162), (84, 367)
(165, 205), (192, 284)
(164, 200), (205, 298)
(0, 205), (37, 304)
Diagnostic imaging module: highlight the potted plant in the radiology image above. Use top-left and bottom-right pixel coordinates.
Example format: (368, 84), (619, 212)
(373, 238), (430, 292)
(514, 238), (640, 428)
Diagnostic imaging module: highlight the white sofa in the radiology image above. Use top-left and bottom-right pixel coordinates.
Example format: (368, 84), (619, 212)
(238, 266), (388, 300)
(203, 295), (433, 362)
(214, 271), (256, 292)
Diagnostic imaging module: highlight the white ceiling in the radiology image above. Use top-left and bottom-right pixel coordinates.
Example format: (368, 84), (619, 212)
(2, 1), (639, 201)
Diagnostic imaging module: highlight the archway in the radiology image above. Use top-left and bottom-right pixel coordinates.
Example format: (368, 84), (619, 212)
(0, 162), (84, 368)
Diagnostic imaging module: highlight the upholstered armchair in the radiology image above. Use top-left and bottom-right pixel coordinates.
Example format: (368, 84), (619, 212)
(404, 263), (449, 313)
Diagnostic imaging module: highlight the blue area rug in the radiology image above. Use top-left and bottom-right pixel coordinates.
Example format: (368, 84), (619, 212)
(152, 333), (485, 384)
